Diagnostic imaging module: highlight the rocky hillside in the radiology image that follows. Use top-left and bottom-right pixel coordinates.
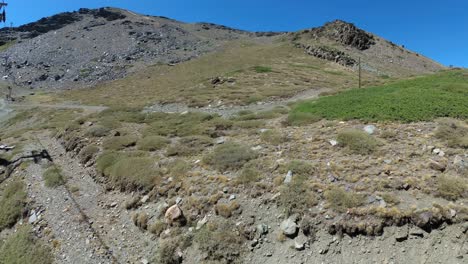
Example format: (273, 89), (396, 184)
(0, 8), (444, 91)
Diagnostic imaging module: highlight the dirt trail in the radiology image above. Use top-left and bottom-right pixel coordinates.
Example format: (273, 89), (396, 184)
(23, 134), (156, 264)
(10, 103), (108, 112)
(144, 87), (330, 117)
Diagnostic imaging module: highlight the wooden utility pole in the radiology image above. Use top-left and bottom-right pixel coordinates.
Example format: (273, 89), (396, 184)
(358, 57), (362, 88)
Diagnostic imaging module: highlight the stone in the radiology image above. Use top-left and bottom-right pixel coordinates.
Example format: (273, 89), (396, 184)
(256, 224), (269, 237)
(229, 194), (236, 201)
(433, 148), (441, 155)
(429, 159), (446, 172)
(196, 216), (208, 230)
(176, 197), (183, 205)
(28, 211), (37, 224)
(364, 125), (377, 134)
(395, 226), (408, 242)
(409, 227), (425, 237)
(329, 140), (338, 146)
(284, 171), (293, 184)
(453, 155), (467, 172)
(141, 259), (149, 264)
(140, 195), (150, 204)
(215, 137), (226, 144)
(165, 205), (183, 224)
(280, 218), (298, 237)
(294, 233), (308, 251)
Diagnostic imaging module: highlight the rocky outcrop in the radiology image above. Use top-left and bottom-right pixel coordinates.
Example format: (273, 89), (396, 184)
(301, 44), (356, 66)
(312, 20), (375, 50)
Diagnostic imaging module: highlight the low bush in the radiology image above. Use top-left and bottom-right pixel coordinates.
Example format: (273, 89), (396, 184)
(204, 142), (257, 171)
(436, 175), (466, 201)
(435, 118), (468, 148)
(85, 125), (111, 137)
(252, 66), (272, 73)
(194, 224), (244, 263)
(166, 159), (191, 180)
(102, 135), (138, 151)
(132, 212), (149, 230)
(108, 157), (161, 191)
(0, 181), (27, 231)
(325, 186), (365, 212)
(337, 129), (378, 154)
(79, 145), (99, 164)
(286, 111), (321, 126)
(278, 177), (318, 216)
(143, 112), (215, 137)
(43, 167), (65, 188)
(137, 136), (170, 151)
(260, 130), (287, 145)
(236, 167), (261, 185)
(154, 235), (191, 264)
(0, 226), (53, 264)
(166, 136), (212, 156)
(215, 201), (240, 218)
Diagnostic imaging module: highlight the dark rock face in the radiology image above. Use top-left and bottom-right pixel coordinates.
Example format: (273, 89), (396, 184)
(314, 20), (375, 50)
(301, 44), (356, 66)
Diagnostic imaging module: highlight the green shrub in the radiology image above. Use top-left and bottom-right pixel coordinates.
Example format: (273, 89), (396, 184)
(137, 136), (170, 151)
(260, 130), (287, 145)
(96, 151), (121, 176)
(278, 181), (318, 216)
(0, 181), (27, 231)
(103, 135), (138, 151)
(108, 157), (161, 191)
(166, 136), (212, 156)
(435, 118), (468, 148)
(167, 159), (191, 180)
(236, 167), (261, 185)
(43, 167), (65, 188)
(286, 111), (321, 126)
(436, 175), (466, 201)
(233, 120), (265, 129)
(291, 70), (468, 122)
(85, 125), (111, 137)
(325, 186), (364, 212)
(143, 112), (215, 137)
(252, 66), (272, 73)
(337, 129), (378, 154)
(154, 236), (191, 264)
(0, 226), (53, 264)
(204, 142), (257, 171)
(283, 160), (317, 179)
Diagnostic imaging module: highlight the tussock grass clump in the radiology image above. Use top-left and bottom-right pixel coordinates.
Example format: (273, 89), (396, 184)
(278, 181), (318, 216)
(166, 159), (191, 180)
(215, 201), (240, 218)
(167, 136), (213, 156)
(79, 145), (99, 164)
(260, 130), (287, 145)
(286, 111), (321, 126)
(194, 224), (244, 263)
(435, 118), (468, 148)
(204, 142), (257, 171)
(236, 167), (261, 185)
(337, 129), (378, 154)
(43, 167), (65, 188)
(436, 175), (467, 201)
(137, 136), (170, 151)
(154, 235), (191, 264)
(283, 160), (317, 178)
(108, 157), (161, 191)
(149, 220), (167, 236)
(102, 135), (138, 151)
(0, 181), (27, 231)
(143, 112), (215, 137)
(132, 212), (149, 230)
(85, 125), (111, 137)
(325, 186), (365, 212)
(0, 226), (53, 264)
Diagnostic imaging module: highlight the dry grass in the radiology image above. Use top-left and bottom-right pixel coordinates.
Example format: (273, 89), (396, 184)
(325, 186), (365, 212)
(137, 136), (170, 151)
(0, 181), (27, 231)
(435, 118), (468, 148)
(0, 226), (53, 264)
(215, 201), (240, 218)
(436, 175), (467, 201)
(108, 157), (161, 191)
(102, 135), (138, 151)
(204, 142), (257, 171)
(337, 129), (379, 154)
(79, 145), (99, 164)
(43, 167), (65, 188)
(166, 136), (213, 157)
(260, 130), (287, 145)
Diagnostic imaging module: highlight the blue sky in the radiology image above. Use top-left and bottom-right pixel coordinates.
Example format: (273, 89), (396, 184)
(4, 0), (468, 67)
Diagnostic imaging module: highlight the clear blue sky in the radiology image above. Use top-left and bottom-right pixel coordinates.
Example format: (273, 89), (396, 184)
(5, 0), (468, 67)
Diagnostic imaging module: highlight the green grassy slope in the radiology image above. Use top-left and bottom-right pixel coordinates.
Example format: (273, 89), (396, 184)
(290, 70), (468, 122)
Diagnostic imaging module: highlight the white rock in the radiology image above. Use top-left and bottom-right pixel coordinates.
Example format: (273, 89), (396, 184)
(140, 195), (150, 204)
(28, 212), (37, 224)
(329, 140), (338, 146)
(196, 216), (208, 230)
(364, 125), (377, 134)
(280, 218), (298, 236)
(284, 171), (293, 184)
(433, 148), (441, 155)
(229, 194), (236, 201)
(176, 197), (183, 205)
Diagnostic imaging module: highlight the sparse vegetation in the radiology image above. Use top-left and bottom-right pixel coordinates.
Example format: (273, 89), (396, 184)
(337, 129), (379, 154)
(138, 136), (170, 151)
(194, 223), (244, 263)
(79, 145), (99, 164)
(252, 66), (272, 73)
(0, 181), (27, 231)
(166, 136), (212, 156)
(236, 166), (261, 185)
(85, 125), (111, 137)
(204, 142), (257, 171)
(102, 135), (138, 151)
(108, 157), (161, 191)
(0, 226), (53, 264)
(325, 186), (365, 212)
(215, 201), (240, 218)
(260, 130), (287, 145)
(436, 175), (467, 201)
(43, 166), (66, 188)
(286, 111), (321, 126)
(435, 118), (468, 148)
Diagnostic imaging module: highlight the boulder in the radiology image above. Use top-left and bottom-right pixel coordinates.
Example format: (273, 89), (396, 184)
(429, 159), (446, 172)
(165, 205), (184, 225)
(280, 218), (298, 237)
(363, 125), (377, 135)
(284, 171), (293, 184)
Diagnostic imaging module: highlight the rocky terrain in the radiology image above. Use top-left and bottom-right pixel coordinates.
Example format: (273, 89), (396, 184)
(0, 8), (443, 91)
(0, 6), (465, 264)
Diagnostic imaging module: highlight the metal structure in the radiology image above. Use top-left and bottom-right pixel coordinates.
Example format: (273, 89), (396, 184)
(0, 1), (7, 23)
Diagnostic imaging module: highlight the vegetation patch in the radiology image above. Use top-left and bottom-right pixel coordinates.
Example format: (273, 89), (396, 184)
(291, 70), (468, 122)
(260, 130), (287, 145)
(137, 136), (170, 151)
(43, 166), (66, 188)
(337, 129), (379, 154)
(79, 145), (99, 164)
(108, 157), (161, 191)
(143, 112), (218, 137)
(0, 226), (53, 264)
(194, 223), (244, 263)
(236, 166), (261, 185)
(0, 181), (27, 231)
(204, 142), (257, 171)
(325, 186), (365, 212)
(436, 175), (467, 201)
(286, 111), (321, 126)
(252, 65), (273, 73)
(166, 136), (213, 156)
(435, 118), (468, 148)
(103, 135), (138, 151)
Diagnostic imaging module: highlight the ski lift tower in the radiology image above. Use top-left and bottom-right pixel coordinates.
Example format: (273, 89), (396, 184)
(0, 1), (6, 23)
